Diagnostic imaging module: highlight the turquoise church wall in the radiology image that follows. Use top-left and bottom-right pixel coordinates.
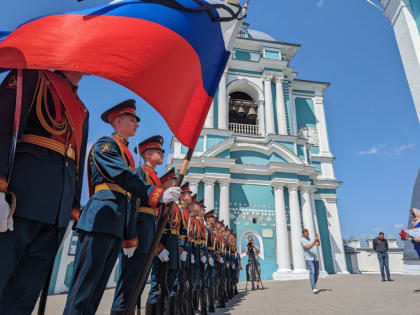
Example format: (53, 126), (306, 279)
(230, 150), (287, 166)
(284, 81), (292, 134)
(297, 144), (305, 161)
(207, 135), (228, 150)
(315, 200), (335, 274)
(295, 97), (316, 128)
(182, 136), (204, 154)
(230, 183), (277, 280)
(198, 181), (204, 200)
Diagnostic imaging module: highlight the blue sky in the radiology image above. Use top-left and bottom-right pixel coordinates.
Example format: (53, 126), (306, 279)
(1, 0), (418, 240)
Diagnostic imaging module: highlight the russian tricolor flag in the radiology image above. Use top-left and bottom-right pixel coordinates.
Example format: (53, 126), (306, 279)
(0, 0), (244, 148)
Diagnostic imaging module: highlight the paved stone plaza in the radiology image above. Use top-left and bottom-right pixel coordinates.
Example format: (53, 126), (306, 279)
(33, 274), (420, 314)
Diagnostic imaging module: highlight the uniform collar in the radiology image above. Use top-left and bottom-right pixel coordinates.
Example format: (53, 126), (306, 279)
(112, 132), (129, 146)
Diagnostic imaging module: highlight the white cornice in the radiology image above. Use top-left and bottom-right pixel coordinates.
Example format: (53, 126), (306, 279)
(314, 179), (342, 189)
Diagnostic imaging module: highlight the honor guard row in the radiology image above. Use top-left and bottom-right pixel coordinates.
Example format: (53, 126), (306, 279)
(0, 69), (241, 315)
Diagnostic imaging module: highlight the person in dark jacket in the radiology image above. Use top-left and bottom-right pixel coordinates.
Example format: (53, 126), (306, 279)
(373, 232), (393, 282)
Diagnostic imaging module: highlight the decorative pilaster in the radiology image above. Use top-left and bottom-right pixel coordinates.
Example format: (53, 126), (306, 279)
(313, 96), (331, 155)
(257, 100), (266, 136)
(204, 178), (216, 210)
(263, 74), (276, 135)
(189, 179), (200, 195)
(272, 184), (292, 279)
(219, 180), (230, 227)
(218, 71), (228, 130)
(275, 76), (288, 135)
(288, 185), (307, 273)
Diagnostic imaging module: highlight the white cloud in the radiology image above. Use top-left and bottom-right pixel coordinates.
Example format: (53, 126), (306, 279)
(316, 0), (325, 7)
(359, 143), (415, 157)
(394, 223), (404, 229)
(358, 145), (384, 156)
(392, 143), (415, 156)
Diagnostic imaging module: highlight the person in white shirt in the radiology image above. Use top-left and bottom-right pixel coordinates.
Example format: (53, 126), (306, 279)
(300, 228), (320, 294)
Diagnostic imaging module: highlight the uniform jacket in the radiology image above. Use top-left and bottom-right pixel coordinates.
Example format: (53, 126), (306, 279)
(77, 135), (160, 245)
(0, 69), (89, 228)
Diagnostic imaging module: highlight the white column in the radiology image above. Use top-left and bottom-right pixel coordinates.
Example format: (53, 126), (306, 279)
(273, 184), (292, 279)
(204, 178), (216, 210)
(217, 71), (228, 130)
(263, 74), (276, 135)
(288, 186), (306, 273)
(275, 76), (288, 135)
(313, 96), (331, 154)
(219, 180), (230, 227)
(257, 100), (266, 136)
(310, 191), (326, 273)
(204, 101), (214, 128)
(188, 179), (200, 196)
(324, 197), (349, 274)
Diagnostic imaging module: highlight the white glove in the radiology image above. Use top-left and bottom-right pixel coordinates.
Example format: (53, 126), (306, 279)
(219, 257), (224, 264)
(59, 219), (75, 250)
(201, 256), (207, 264)
(191, 254), (195, 264)
(209, 256), (214, 267)
(158, 248), (170, 262)
(123, 247), (136, 258)
(0, 192), (13, 233)
(181, 251), (188, 262)
(162, 187), (181, 204)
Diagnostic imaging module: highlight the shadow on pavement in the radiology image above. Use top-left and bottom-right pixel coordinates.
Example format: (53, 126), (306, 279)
(214, 289), (250, 314)
(317, 289), (333, 294)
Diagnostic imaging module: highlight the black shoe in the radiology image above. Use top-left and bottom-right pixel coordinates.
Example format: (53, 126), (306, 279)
(388, 279), (394, 281)
(381, 279), (386, 282)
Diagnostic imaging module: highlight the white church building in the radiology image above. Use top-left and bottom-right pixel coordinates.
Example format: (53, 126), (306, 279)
(168, 23), (348, 280)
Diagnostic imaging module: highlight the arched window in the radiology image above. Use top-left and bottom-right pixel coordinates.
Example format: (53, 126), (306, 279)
(229, 91), (259, 135)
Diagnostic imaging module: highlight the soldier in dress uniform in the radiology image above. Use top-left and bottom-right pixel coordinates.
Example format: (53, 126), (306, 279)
(178, 182), (193, 315)
(198, 200), (208, 315)
(232, 233), (240, 295)
(226, 230), (235, 299)
(0, 69), (89, 314)
(63, 101), (180, 315)
(204, 210), (217, 313)
(214, 220), (226, 308)
(223, 228), (232, 301)
(187, 199), (202, 312)
(146, 167), (182, 315)
(111, 135), (181, 313)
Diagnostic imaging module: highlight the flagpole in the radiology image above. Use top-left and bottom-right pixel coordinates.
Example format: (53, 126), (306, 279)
(119, 148), (194, 315)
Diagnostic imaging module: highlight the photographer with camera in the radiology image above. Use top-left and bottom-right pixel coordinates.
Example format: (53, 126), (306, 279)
(300, 228), (321, 294)
(245, 235), (261, 290)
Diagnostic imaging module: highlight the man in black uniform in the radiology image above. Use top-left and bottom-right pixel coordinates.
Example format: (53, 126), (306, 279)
(0, 69), (89, 314)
